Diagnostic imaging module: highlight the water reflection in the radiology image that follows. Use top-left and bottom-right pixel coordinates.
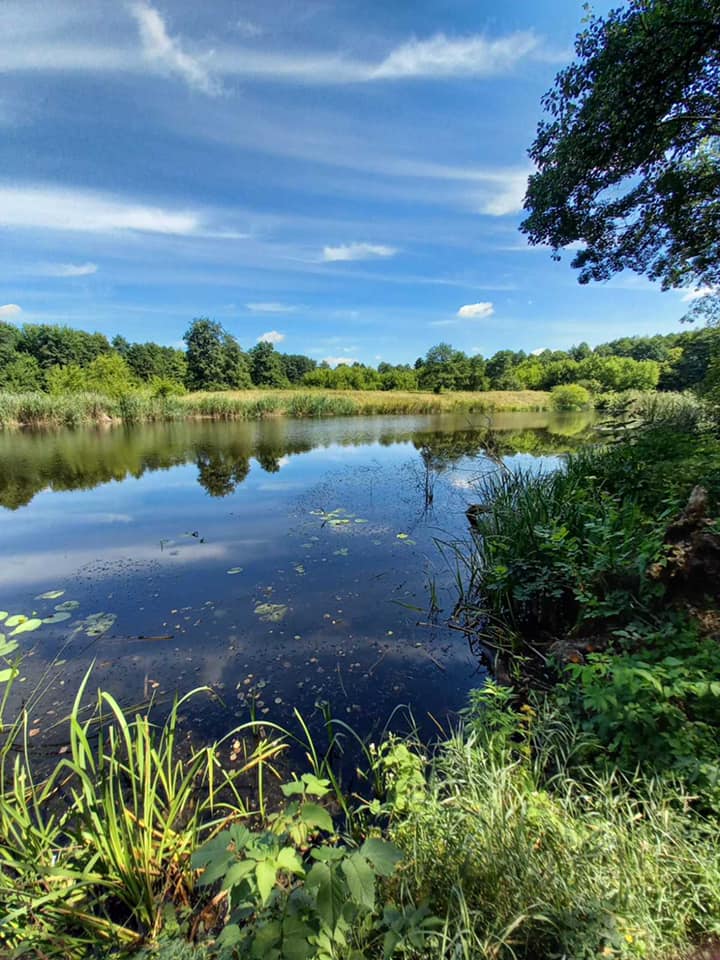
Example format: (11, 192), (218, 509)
(0, 411), (595, 510)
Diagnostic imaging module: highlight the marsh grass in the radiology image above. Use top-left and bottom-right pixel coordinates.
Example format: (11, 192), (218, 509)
(387, 693), (720, 960)
(0, 389), (552, 428)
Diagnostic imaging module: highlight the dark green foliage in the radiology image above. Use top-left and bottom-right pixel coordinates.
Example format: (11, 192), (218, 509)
(183, 318), (251, 391)
(17, 323), (111, 369)
(191, 775), (435, 958)
(522, 0), (720, 313)
(0, 354), (43, 392)
(462, 416), (720, 797)
(248, 341), (288, 388)
(281, 353), (317, 384)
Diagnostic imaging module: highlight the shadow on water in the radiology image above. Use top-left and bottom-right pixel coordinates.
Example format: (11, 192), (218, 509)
(0, 410), (595, 751)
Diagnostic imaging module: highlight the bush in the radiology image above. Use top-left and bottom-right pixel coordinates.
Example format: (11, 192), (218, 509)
(550, 383), (592, 410)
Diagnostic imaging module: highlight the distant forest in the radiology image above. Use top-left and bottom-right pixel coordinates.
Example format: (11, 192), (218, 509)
(0, 316), (717, 396)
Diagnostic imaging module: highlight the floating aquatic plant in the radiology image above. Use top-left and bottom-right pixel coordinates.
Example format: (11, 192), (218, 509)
(254, 603), (289, 623)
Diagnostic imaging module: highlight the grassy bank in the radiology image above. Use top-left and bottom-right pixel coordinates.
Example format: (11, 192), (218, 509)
(0, 388), (551, 428)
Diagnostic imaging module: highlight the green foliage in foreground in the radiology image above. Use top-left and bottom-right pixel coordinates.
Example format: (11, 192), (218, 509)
(2, 663), (719, 959)
(459, 405), (720, 801)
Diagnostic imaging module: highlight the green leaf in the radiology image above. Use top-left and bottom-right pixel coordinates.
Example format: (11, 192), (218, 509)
(5, 615), (26, 628)
(256, 859), (278, 904)
(217, 923), (243, 948)
(0, 635), (19, 657)
(37, 590), (65, 600)
(10, 618), (43, 637)
(276, 846), (304, 876)
(300, 802), (333, 833)
(223, 858), (256, 889)
(42, 612), (72, 624)
(360, 839), (403, 877)
(311, 846), (345, 862)
(0, 667), (17, 683)
(341, 852), (375, 911)
(306, 862), (345, 932)
(0, 612), (7, 622)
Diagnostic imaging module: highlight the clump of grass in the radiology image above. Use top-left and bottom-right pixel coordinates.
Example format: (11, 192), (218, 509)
(386, 689), (720, 960)
(0, 671), (287, 956)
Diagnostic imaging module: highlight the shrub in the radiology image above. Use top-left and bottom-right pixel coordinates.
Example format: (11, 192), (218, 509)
(550, 383), (592, 410)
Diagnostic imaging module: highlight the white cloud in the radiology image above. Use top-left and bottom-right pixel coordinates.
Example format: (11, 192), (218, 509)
(129, 2), (220, 95)
(257, 330), (285, 344)
(0, 184), (201, 235)
(681, 285), (717, 302)
(531, 347), (549, 356)
(457, 301), (494, 319)
(43, 261), (98, 277)
(428, 319), (456, 327)
(0, 303), (21, 317)
(246, 302), (297, 313)
(323, 356), (359, 366)
(323, 242), (397, 262)
(372, 31), (539, 80)
(234, 18), (263, 39)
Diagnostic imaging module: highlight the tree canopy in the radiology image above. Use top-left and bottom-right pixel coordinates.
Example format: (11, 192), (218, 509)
(522, 0), (720, 311)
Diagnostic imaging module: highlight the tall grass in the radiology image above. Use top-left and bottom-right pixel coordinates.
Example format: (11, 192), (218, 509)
(0, 671), (288, 956)
(0, 389), (552, 428)
(387, 692), (720, 960)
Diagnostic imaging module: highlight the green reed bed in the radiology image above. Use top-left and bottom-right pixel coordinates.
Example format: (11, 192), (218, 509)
(0, 389), (553, 428)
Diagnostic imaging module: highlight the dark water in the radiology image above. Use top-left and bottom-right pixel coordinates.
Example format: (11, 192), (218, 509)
(0, 411), (593, 744)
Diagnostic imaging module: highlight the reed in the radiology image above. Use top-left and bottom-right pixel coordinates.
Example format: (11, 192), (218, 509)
(0, 389), (553, 428)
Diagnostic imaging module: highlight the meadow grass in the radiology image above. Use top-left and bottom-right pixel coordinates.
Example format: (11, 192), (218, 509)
(0, 389), (551, 428)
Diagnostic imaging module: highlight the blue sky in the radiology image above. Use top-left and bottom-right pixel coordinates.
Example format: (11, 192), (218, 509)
(0, 0), (698, 366)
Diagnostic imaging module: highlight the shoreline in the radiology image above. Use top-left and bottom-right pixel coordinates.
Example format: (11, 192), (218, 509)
(0, 388), (551, 429)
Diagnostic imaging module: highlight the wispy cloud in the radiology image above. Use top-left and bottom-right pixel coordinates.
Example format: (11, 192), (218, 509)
(129, 2), (220, 95)
(42, 261), (98, 277)
(234, 18), (263, 39)
(0, 184), (212, 236)
(324, 356), (359, 366)
(246, 301), (297, 313)
(323, 242), (397, 262)
(257, 330), (285, 344)
(530, 347), (549, 356)
(681, 285), (717, 302)
(458, 301), (494, 319)
(0, 303), (21, 317)
(372, 31), (539, 79)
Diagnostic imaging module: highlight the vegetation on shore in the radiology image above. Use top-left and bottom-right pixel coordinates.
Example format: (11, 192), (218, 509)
(2, 314), (718, 401)
(0, 388), (552, 428)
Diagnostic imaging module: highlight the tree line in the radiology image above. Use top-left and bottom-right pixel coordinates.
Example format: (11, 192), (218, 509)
(0, 316), (717, 396)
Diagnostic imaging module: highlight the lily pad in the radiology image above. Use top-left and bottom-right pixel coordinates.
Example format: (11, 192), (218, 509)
(42, 612), (72, 625)
(37, 590), (65, 600)
(226, 567), (244, 575)
(254, 603), (288, 623)
(55, 601), (80, 612)
(333, 548), (349, 557)
(10, 618), (43, 637)
(0, 612), (7, 622)
(0, 635), (19, 657)
(396, 533), (410, 540)
(293, 564), (306, 575)
(83, 613), (117, 637)
(5, 615), (27, 628)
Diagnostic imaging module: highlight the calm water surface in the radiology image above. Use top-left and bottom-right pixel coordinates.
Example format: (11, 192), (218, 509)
(0, 412), (592, 743)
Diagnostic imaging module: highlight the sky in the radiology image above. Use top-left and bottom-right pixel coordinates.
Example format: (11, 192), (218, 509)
(0, 0), (700, 366)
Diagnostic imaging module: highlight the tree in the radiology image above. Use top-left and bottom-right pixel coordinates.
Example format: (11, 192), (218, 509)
(522, 0), (720, 311)
(84, 354), (137, 396)
(248, 341), (288, 388)
(281, 353), (316, 384)
(183, 319), (250, 390)
(418, 344), (468, 393)
(0, 354), (42, 391)
(18, 324), (110, 368)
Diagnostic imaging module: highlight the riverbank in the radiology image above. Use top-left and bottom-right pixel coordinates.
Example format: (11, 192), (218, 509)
(0, 388), (552, 428)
